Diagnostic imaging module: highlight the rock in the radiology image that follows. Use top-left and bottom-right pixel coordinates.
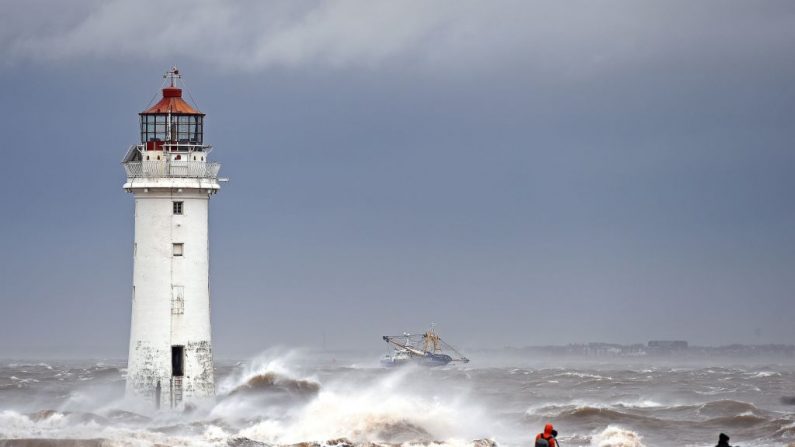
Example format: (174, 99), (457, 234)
(471, 439), (498, 447)
(286, 442), (320, 447)
(0, 440), (109, 447)
(325, 439), (354, 447)
(227, 437), (269, 447)
(103, 409), (151, 424)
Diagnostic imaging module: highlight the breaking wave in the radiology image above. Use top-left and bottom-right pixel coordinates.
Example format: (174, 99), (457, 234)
(590, 426), (645, 447)
(226, 372), (320, 398)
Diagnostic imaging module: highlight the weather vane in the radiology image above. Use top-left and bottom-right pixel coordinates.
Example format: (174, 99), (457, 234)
(164, 65), (181, 87)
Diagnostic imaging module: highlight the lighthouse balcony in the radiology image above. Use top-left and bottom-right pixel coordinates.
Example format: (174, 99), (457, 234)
(124, 160), (221, 179)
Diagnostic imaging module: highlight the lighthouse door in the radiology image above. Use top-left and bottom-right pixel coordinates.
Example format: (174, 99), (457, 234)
(170, 345), (185, 407)
(171, 345), (184, 376)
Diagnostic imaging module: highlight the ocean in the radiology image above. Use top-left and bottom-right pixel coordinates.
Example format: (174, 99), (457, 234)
(1, 351), (794, 447)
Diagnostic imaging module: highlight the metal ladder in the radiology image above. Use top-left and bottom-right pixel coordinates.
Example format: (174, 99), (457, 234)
(171, 376), (183, 408)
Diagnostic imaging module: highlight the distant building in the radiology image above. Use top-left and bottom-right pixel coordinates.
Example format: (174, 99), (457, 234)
(648, 340), (688, 350)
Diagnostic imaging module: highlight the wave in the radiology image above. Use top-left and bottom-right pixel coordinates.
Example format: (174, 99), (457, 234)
(359, 420), (434, 443)
(613, 400), (664, 409)
(226, 372), (320, 398)
(747, 371), (782, 378)
(590, 426), (645, 447)
(215, 349), (311, 395)
(526, 398), (781, 438)
(701, 414), (769, 427)
(27, 410), (108, 425)
(772, 420), (795, 438)
(554, 371), (612, 380)
(696, 399), (758, 417)
(235, 391), (454, 444)
(556, 406), (665, 428)
(67, 366), (123, 381)
(103, 409), (151, 424)
(3, 363), (54, 370)
(529, 401), (667, 416)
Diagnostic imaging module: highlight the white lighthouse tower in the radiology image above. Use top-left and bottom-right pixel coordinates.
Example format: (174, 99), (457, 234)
(122, 68), (220, 407)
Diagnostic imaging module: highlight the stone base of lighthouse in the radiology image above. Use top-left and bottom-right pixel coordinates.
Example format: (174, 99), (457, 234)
(125, 178), (219, 407)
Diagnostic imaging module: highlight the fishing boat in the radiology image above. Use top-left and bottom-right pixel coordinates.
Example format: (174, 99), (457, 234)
(381, 326), (469, 367)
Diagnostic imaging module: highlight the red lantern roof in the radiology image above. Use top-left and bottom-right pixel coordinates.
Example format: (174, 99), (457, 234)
(141, 87), (202, 115)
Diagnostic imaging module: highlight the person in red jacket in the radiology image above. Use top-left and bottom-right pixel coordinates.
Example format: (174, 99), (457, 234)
(535, 423), (558, 447)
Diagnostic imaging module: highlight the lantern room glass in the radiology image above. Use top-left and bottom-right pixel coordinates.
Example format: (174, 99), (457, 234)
(140, 114), (203, 147)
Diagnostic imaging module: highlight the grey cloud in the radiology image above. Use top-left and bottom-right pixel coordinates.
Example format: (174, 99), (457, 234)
(1, 0), (794, 356)
(2, 0), (793, 76)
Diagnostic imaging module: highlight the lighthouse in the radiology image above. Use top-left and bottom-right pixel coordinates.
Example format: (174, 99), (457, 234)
(122, 68), (220, 406)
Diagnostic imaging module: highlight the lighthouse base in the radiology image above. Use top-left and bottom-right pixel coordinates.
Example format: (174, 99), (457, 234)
(127, 339), (215, 408)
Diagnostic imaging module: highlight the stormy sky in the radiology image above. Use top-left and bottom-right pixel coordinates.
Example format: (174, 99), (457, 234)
(0, 0), (794, 358)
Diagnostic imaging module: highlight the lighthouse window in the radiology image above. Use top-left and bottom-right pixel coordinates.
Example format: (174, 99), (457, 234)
(172, 243), (184, 257)
(173, 201), (183, 215)
(140, 114), (203, 145)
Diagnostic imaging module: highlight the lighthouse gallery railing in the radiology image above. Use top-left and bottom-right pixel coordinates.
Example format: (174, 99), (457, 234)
(124, 160), (221, 179)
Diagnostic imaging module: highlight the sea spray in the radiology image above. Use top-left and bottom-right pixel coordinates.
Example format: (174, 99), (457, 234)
(210, 349), (321, 422)
(591, 426), (645, 447)
(216, 349), (312, 396)
(232, 357), (491, 444)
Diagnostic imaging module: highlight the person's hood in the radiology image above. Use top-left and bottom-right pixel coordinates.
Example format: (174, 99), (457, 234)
(544, 424), (554, 436)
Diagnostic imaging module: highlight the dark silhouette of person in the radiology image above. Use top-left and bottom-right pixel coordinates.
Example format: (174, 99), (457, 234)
(716, 433), (732, 447)
(155, 380), (161, 410)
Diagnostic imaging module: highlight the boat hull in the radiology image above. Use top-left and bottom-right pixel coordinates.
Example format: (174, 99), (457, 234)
(381, 353), (453, 367)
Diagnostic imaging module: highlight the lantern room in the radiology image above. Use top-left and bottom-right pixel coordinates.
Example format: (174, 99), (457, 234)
(139, 68), (205, 152)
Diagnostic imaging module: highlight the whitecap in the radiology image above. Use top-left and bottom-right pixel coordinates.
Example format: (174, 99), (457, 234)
(590, 425), (645, 447)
